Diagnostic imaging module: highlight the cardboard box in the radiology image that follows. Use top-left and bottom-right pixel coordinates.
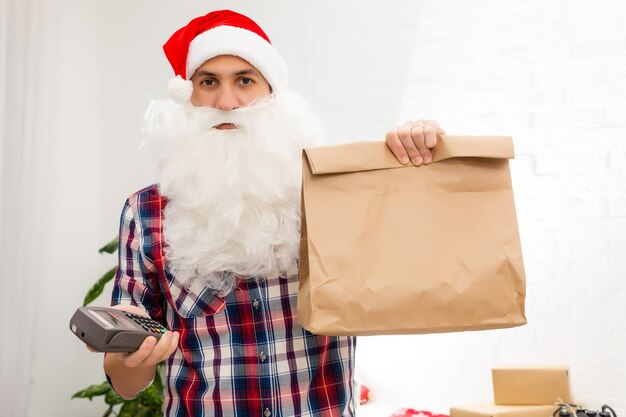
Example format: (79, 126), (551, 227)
(451, 403), (559, 417)
(492, 367), (572, 405)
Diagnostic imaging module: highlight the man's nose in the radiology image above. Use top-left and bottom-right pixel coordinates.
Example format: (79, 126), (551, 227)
(214, 87), (241, 111)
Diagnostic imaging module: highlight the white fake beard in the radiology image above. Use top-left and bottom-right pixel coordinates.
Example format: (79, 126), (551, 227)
(144, 93), (324, 296)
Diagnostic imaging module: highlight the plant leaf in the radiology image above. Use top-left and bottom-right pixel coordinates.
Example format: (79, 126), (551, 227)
(137, 383), (163, 408)
(83, 266), (117, 306)
(118, 399), (139, 417)
(99, 237), (119, 254)
(102, 405), (115, 417)
(135, 406), (154, 417)
(104, 389), (125, 406)
(72, 382), (111, 400)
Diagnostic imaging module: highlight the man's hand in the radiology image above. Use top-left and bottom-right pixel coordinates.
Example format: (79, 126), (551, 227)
(98, 304), (179, 399)
(107, 305), (179, 367)
(385, 119), (445, 166)
(112, 330), (179, 369)
(86, 304), (179, 367)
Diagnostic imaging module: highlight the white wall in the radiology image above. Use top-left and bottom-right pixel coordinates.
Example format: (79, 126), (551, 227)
(10, 1), (626, 416)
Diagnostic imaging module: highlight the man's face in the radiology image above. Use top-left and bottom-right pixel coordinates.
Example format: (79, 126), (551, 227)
(189, 55), (272, 128)
(151, 68), (323, 293)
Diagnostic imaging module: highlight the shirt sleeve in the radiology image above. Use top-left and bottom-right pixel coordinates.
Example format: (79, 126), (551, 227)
(111, 198), (166, 327)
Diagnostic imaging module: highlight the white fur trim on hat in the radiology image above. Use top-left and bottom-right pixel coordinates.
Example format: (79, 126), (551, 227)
(168, 75), (193, 104)
(186, 25), (288, 93)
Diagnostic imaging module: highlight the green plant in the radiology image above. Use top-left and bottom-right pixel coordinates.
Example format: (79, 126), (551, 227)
(72, 237), (165, 417)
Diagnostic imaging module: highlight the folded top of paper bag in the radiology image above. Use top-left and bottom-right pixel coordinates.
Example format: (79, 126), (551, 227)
(304, 135), (514, 175)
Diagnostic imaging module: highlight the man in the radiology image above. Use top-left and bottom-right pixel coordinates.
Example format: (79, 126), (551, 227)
(101, 9), (444, 417)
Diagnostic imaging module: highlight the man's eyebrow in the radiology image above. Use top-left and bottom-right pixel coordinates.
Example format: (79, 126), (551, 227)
(194, 69), (262, 78)
(234, 69), (261, 76)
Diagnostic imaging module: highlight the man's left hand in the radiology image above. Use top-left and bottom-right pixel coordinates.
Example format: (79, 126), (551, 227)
(385, 119), (445, 166)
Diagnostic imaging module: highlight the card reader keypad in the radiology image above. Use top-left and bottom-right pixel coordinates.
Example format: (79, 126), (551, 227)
(125, 313), (167, 333)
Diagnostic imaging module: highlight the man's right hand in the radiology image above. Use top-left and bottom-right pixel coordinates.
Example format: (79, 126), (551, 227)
(85, 304), (179, 363)
(99, 304), (179, 399)
(112, 329), (180, 368)
(103, 304), (179, 368)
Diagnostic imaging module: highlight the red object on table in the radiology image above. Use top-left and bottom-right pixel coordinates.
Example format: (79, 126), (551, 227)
(390, 409), (449, 417)
(360, 384), (371, 405)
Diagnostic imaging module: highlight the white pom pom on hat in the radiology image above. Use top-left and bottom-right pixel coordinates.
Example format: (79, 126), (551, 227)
(163, 9), (288, 104)
(167, 76), (194, 105)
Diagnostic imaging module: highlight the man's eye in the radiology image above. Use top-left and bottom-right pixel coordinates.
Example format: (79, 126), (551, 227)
(240, 78), (253, 85)
(201, 79), (216, 86)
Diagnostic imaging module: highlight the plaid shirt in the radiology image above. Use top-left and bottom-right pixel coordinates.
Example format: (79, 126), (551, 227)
(111, 184), (356, 417)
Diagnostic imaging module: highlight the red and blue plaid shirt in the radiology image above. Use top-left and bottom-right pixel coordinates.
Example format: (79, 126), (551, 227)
(111, 184), (356, 417)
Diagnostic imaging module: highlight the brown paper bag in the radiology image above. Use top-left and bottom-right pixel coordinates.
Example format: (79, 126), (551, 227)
(298, 135), (527, 336)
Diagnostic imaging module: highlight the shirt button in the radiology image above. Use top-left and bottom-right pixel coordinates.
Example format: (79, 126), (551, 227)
(252, 299), (260, 309)
(259, 351), (267, 362)
(264, 408), (272, 417)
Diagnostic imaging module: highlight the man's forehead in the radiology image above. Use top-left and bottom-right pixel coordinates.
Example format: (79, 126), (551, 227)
(192, 55), (263, 78)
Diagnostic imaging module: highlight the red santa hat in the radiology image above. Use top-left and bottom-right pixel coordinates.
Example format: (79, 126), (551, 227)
(163, 10), (288, 104)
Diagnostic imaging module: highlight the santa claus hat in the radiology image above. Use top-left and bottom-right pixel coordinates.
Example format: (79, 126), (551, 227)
(163, 9), (288, 104)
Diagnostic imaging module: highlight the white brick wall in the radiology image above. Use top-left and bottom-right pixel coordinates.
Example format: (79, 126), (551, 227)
(297, 0), (626, 413)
